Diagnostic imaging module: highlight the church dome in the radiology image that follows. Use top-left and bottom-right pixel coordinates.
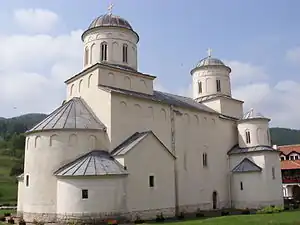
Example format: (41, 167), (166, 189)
(88, 14), (133, 31)
(196, 57), (225, 67)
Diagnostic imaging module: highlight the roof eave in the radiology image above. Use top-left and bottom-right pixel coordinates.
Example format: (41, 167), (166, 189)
(25, 127), (106, 136)
(190, 65), (231, 75)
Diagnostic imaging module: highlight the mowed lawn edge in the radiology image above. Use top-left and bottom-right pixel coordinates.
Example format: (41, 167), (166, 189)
(151, 210), (300, 225)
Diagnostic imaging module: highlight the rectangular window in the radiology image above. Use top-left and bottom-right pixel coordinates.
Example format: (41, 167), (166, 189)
(295, 156), (299, 160)
(123, 45), (128, 63)
(198, 82), (202, 94)
(203, 153), (208, 167)
(272, 167), (275, 180)
(82, 189), (88, 199)
(149, 175), (154, 187)
(245, 131), (251, 144)
(101, 44), (107, 61)
(216, 80), (221, 92)
(240, 181), (243, 190)
(290, 156), (294, 160)
(25, 175), (29, 187)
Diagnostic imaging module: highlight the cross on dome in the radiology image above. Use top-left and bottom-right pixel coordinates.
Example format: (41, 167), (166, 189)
(108, 2), (114, 15)
(207, 48), (212, 57)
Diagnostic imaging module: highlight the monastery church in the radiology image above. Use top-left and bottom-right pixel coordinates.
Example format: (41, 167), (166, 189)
(17, 6), (283, 223)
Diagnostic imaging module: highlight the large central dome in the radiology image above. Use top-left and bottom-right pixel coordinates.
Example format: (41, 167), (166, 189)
(88, 14), (133, 31)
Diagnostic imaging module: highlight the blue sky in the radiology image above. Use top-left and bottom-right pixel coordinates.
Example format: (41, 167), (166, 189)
(0, 0), (300, 128)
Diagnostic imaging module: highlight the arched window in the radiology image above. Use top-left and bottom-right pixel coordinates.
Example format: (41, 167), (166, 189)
(198, 81), (202, 94)
(245, 130), (251, 144)
(90, 44), (95, 64)
(123, 44), (128, 63)
(203, 153), (208, 167)
(84, 47), (89, 66)
(101, 42), (107, 61)
(78, 79), (83, 93)
(216, 79), (221, 92)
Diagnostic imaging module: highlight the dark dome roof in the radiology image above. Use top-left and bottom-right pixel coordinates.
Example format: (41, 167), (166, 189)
(88, 14), (133, 31)
(196, 57), (225, 67)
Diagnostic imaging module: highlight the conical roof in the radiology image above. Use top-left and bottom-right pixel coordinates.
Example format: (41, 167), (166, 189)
(241, 108), (269, 121)
(27, 98), (105, 133)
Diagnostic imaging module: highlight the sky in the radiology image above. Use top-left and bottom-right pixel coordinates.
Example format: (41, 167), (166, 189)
(0, 0), (300, 128)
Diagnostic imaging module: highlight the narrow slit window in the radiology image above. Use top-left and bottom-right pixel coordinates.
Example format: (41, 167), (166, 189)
(240, 181), (243, 190)
(198, 82), (202, 94)
(26, 175), (29, 187)
(216, 79), (221, 92)
(245, 131), (251, 144)
(203, 153), (208, 167)
(101, 43), (107, 61)
(149, 175), (154, 187)
(272, 167), (275, 180)
(123, 44), (128, 63)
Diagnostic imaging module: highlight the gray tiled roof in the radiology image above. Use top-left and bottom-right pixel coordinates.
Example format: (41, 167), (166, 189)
(196, 94), (243, 103)
(111, 131), (175, 158)
(99, 85), (218, 114)
(232, 158), (262, 173)
(228, 145), (279, 155)
(54, 150), (127, 177)
(27, 97), (105, 133)
(241, 108), (269, 120)
(196, 57), (225, 67)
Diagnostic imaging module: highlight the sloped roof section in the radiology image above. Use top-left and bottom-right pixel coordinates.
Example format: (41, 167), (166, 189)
(232, 158), (262, 173)
(279, 144), (300, 155)
(228, 145), (279, 155)
(27, 98), (105, 133)
(54, 150), (127, 176)
(111, 131), (175, 158)
(99, 85), (217, 114)
(281, 160), (300, 170)
(241, 108), (269, 121)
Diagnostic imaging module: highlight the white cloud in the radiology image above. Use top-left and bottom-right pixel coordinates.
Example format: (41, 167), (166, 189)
(0, 28), (83, 117)
(14, 8), (59, 33)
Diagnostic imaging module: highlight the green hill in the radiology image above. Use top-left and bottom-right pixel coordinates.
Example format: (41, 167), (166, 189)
(0, 113), (299, 204)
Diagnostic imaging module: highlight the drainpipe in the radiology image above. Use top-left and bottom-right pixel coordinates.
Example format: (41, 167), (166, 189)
(170, 105), (181, 217)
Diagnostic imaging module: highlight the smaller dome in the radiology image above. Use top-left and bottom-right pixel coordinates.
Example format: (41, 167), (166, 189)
(241, 108), (269, 120)
(196, 57), (225, 67)
(88, 14), (133, 31)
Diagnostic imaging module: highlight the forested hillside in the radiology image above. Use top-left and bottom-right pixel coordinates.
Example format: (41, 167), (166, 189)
(0, 113), (299, 204)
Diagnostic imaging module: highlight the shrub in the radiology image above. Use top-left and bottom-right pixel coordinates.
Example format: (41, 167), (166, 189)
(0, 216), (6, 222)
(257, 205), (284, 214)
(5, 213), (12, 217)
(221, 210), (229, 216)
(195, 208), (204, 217)
(134, 215), (144, 224)
(8, 217), (14, 224)
(155, 212), (165, 222)
(241, 208), (250, 215)
(177, 212), (185, 220)
(19, 218), (26, 225)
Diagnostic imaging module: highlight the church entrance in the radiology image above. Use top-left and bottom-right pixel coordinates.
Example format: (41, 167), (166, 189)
(212, 191), (218, 209)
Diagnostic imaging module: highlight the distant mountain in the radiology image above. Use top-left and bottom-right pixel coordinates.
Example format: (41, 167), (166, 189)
(270, 127), (300, 146)
(0, 113), (48, 137)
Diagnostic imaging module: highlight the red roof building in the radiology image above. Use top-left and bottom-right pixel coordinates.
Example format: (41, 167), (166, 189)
(278, 145), (300, 200)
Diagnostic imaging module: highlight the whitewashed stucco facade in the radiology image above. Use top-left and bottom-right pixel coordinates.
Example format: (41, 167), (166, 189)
(17, 11), (283, 223)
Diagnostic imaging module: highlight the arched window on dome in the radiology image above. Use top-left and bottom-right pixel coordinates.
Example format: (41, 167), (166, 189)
(123, 44), (128, 63)
(216, 79), (221, 92)
(101, 42), (108, 61)
(245, 130), (251, 144)
(198, 81), (202, 94)
(90, 44), (96, 64)
(84, 47), (89, 66)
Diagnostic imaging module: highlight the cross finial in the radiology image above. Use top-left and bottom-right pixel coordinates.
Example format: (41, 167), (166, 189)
(108, 2), (114, 15)
(207, 48), (212, 57)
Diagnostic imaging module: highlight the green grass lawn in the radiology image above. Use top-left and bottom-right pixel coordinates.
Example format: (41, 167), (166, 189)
(154, 211), (300, 225)
(0, 155), (18, 205)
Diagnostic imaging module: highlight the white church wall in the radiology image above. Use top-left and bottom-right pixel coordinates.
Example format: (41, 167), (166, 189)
(110, 93), (238, 211)
(82, 27), (138, 70)
(238, 119), (270, 148)
(122, 133), (175, 218)
(17, 180), (24, 215)
(22, 130), (108, 222)
(56, 177), (127, 216)
(97, 67), (154, 95)
(230, 151), (283, 208)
